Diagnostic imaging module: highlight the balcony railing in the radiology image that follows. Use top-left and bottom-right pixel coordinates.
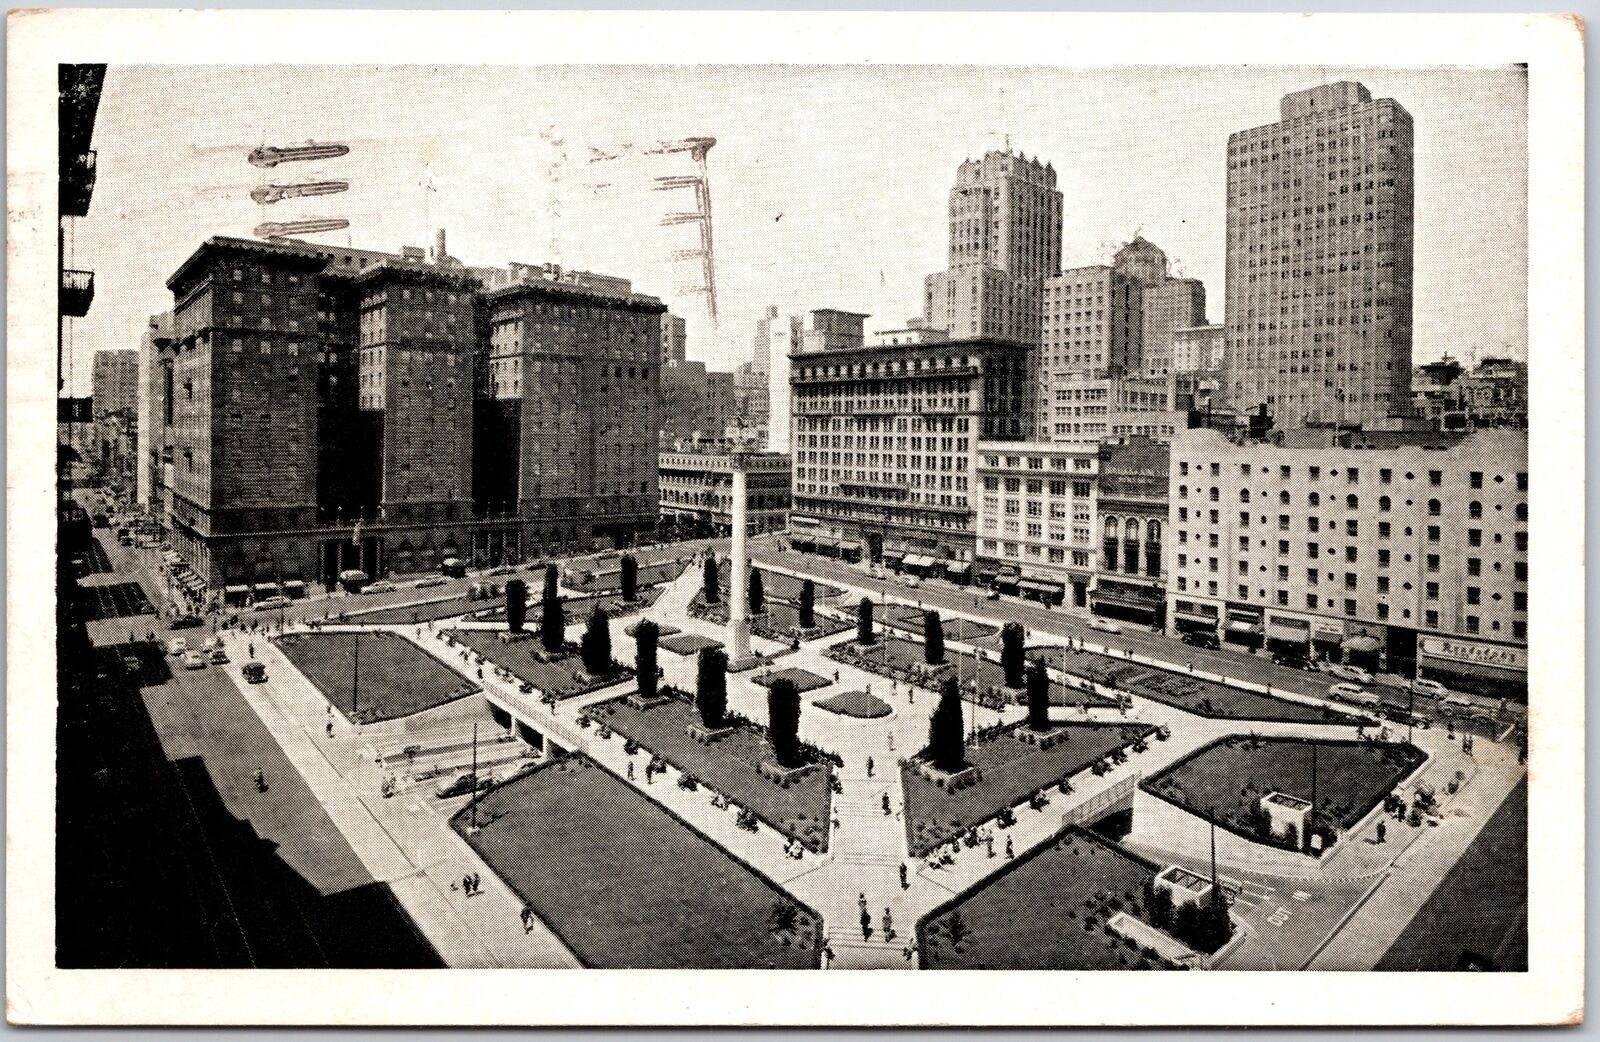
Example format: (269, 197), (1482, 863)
(60, 149), (98, 218)
(60, 269), (95, 318)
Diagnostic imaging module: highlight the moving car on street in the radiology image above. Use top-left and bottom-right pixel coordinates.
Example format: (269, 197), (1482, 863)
(1328, 682), (1379, 707)
(167, 637), (189, 656)
(414, 575), (448, 588)
(253, 595), (291, 610)
(170, 614), (204, 630)
(181, 651), (207, 670)
(434, 772), (493, 799)
(1326, 662), (1374, 685)
(210, 648), (229, 665)
(1087, 616), (1121, 634)
(361, 581), (398, 595)
(1412, 678), (1448, 698)
(242, 662), (268, 684)
(1181, 630), (1221, 651)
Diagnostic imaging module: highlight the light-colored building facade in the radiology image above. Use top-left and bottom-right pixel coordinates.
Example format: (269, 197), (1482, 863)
(1093, 436), (1170, 626)
(659, 312), (687, 364)
(1047, 372), (1190, 442)
(1040, 265), (1143, 437)
(658, 449), (790, 536)
(871, 322), (950, 348)
(1139, 278), (1207, 379)
(1224, 81), (1416, 426)
(137, 312), (172, 507)
(790, 335), (1033, 573)
(923, 150), (1061, 348)
(92, 348), (139, 417)
(974, 441), (1099, 607)
(1165, 426), (1527, 696)
(1173, 323), (1226, 375)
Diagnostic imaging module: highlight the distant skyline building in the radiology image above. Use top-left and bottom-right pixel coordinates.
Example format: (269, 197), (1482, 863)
(1139, 278), (1208, 379)
(1224, 81), (1416, 426)
(135, 312), (172, 506)
(1040, 265), (1142, 437)
(659, 312), (687, 364)
(91, 348), (138, 417)
(923, 150), (1062, 347)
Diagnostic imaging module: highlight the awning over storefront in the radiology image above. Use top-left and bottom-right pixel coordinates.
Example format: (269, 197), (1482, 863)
(1227, 620), (1262, 634)
(839, 541), (862, 554)
(944, 561), (971, 579)
(1173, 600), (1219, 622)
(1020, 578), (1065, 596)
(1342, 634), (1382, 653)
(1267, 616), (1312, 642)
(224, 585), (250, 596)
(902, 554), (934, 570)
(253, 582), (280, 594)
(881, 549), (904, 563)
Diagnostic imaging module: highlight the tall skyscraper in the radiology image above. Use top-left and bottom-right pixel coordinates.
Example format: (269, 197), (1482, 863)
(659, 312), (687, 364)
(923, 150), (1062, 347)
(91, 349), (138, 417)
(1224, 81), (1415, 426)
(1039, 265), (1142, 435)
(1111, 235), (1208, 381)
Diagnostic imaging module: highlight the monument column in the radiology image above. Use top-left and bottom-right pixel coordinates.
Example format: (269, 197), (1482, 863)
(729, 458), (752, 662)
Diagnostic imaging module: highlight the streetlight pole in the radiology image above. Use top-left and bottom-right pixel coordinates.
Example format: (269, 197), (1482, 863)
(351, 627), (360, 719)
(469, 721), (480, 829)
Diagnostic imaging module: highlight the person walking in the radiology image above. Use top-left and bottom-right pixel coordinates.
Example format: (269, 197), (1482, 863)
(865, 756), (874, 779)
(1005, 836), (1014, 859)
(859, 908), (871, 941)
(882, 907), (893, 941)
(462, 874), (473, 896)
(985, 834), (995, 859)
(899, 862), (908, 890)
(471, 872), (482, 895)
(881, 792), (891, 816)
(520, 905), (534, 933)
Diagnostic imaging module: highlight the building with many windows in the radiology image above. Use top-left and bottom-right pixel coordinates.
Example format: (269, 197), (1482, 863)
(1223, 81), (1416, 426)
(658, 449), (791, 537)
(659, 359), (737, 447)
(974, 441), (1099, 607)
(1093, 436), (1170, 626)
(92, 349), (139, 417)
(1165, 425), (1527, 696)
(790, 334), (1032, 573)
(1039, 265), (1143, 436)
(152, 233), (663, 596)
(923, 150), (1061, 348)
(1045, 372), (1186, 442)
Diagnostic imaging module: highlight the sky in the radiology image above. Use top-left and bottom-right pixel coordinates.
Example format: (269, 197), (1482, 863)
(66, 63), (1526, 397)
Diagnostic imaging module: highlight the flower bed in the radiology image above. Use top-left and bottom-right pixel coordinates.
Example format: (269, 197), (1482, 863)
(660, 633), (723, 656)
(443, 628), (632, 702)
(1058, 651), (1360, 725)
(1141, 734), (1427, 853)
(813, 691), (893, 719)
(750, 667), (832, 693)
(688, 593), (852, 641)
(826, 636), (1118, 710)
(587, 690), (836, 852)
(901, 720), (1156, 857)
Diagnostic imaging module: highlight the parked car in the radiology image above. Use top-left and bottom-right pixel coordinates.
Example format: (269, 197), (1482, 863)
(167, 637), (190, 656)
(182, 651), (207, 670)
(434, 772), (493, 800)
(487, 566), (516, 577)
(1271, 648), (1313, 670)
(440, 558), (467, 579)
(201, 636), (220, 652)
(1437, 695), (1473, 718)
(985, 588), (1002, 601)
(1087, 617), (1121, 634)
(414, 576), (449, 589)
(1411, 678), (1448, 698)
(903, 576), (921, 588)
(1328, 682), (1379, 707)
(242, 662), (268, 684)
(91, 513), (109, 528)
(1181, 631), (1221, 651)
(170, 614), (204, 630)
(362, 581), (398, 595)
(210, 648), (230, 665)
(1326, 663), (1374, 685)
(253, 595), (291, 610)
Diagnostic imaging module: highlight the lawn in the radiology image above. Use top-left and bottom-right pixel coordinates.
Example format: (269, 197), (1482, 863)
(1061, 652), (1358, 725)
(660, 633), (723, 656)
(902, 721), (1157, 857)
(919, 827), (1172, 970)
(691, 594), (854, 640)
(884, 605), (999, 644)
(454, 756), (821, 969)
(713, 561), (842, 603)
(443, 629), (629, 701)
(588, 692), (834, 852)
(476, 587), (664, 622)
(751, 667), (832, 693)
(272, 631), (480, 722)
(343, 595), (488, 626)
(831, 635), (1118, 710)
(814, 691), (892, 719)
(1375, 778), (1527, 971)
(1142, 735), (1427, 847)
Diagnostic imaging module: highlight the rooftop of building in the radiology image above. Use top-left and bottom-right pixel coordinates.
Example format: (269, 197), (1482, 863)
(1176, 423), (1524, 454)
(788, 334), (1033, 363)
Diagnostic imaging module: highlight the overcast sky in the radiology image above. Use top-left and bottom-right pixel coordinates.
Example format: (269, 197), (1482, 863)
(67, 63), (1526, 395)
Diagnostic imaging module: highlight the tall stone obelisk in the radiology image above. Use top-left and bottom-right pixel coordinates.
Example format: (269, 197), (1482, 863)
(728, 457), (752, 663)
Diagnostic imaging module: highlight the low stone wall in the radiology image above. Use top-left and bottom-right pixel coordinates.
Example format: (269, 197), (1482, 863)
(910, 759), (982, 793)
(758, 760), (819, 788)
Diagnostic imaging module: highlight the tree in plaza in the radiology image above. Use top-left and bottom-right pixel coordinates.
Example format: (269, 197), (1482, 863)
(696, 647), (728, 728)
(1000, 621), (1026, 689)
(924, 610), (945, 665)
(620, 554), (638, 602)
(634, 619), (659, 702)
(1026, 657), (1052, 732)
(540, 564), (565, 652)
(504, 578), (528, 633)
(580, 606), (613, 675)
(857, 597), (876, 645)
(703, 555), (720, 604)
(798, 578), (816, 629)
(767, 678), (803, 768)
(748, 567), (765, 615)
(927, 676), (966, 773)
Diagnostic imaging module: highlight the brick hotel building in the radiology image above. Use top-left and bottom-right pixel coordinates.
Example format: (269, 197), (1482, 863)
(152, 234), (663, 596)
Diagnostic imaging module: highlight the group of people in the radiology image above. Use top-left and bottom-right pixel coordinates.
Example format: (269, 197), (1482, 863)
(782, 837), (806, 861)
(455, 872), (483, 896)
(857, 893), (894, 942)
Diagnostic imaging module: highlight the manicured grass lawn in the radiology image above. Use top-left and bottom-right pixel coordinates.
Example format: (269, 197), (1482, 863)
(443, 629), (627, 701)
(920, 827), (1169, 970)
(344, 595), (487, 625)
(814, 691), (892, 719)
(564, 560), (687, 594)
(660, 633), (723, 656)
(272, 631), (480, 722)
(692, 594), (854, 640)
(80, 581), (156, 621)
(589, 693), (834, 852)
(885, 605), (999, 644)
(1376, 777), (1527, 971)
(838, 636), (1118, 709)
(752, 667), (831, 693)
(476, 587), (664, 622)
(714, 562), (842, 603)
(1067, 653), (1358, 725)
(902, 721), (1157, 857)
(454, 756), (821, 968)
(1143, 735), (1426, 841)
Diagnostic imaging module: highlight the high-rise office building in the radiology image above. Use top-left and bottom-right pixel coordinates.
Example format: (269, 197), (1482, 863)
(1039, 265), (1142, 436)
(659, 312), (687, 364)
(1224, 81), (1415, 426)
(92, 349), (138, 417)
(923, 150), (1062, 347)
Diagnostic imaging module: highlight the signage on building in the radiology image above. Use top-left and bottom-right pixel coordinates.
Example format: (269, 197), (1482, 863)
(1419, 636), (1527, 672)
(1312, 620), (1345, 641)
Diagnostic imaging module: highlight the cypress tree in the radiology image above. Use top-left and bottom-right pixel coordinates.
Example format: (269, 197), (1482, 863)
(924, 610), (945, 665)
(504, 578), (528, 633)
(620, 554), (638, 602)
(634, 619), (659, 701)
(857, 597), (875, 645)
(696, 647), (728, 728)
(540, 564), (565, 652)
(798, 579), (815, 629)
(927, 676), (966, 772)
(767, 678), (802, 768)
(581, 606), (612, 675)
(748, 568), (765, 615)
(703, 555), (720, 604)
(1026, 657), (1051, 732)
(1001, 621), (1026, 688)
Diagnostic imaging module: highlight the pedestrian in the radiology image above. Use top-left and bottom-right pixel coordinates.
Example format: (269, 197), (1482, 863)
(887, 733), (895, 753)
(859, 909), (871, 940)
(858, 892), (867, 916)
(882, 907), (893, 940)
(1005, 837), (1014, 859)
(248, 642), (255, 659)
(881, 792), (891, 815)
(472, 872), (481, 894)
(325, 720), (334, 738)
(462, 874), (473, 895)
(626, 760), (635, 781)
(1376, 821), (1387, 844)
(521, 905), (534, 932)
(899, 862), (908, 889)
(985, 834), (995, 858)
(866, 756), (874, 779)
